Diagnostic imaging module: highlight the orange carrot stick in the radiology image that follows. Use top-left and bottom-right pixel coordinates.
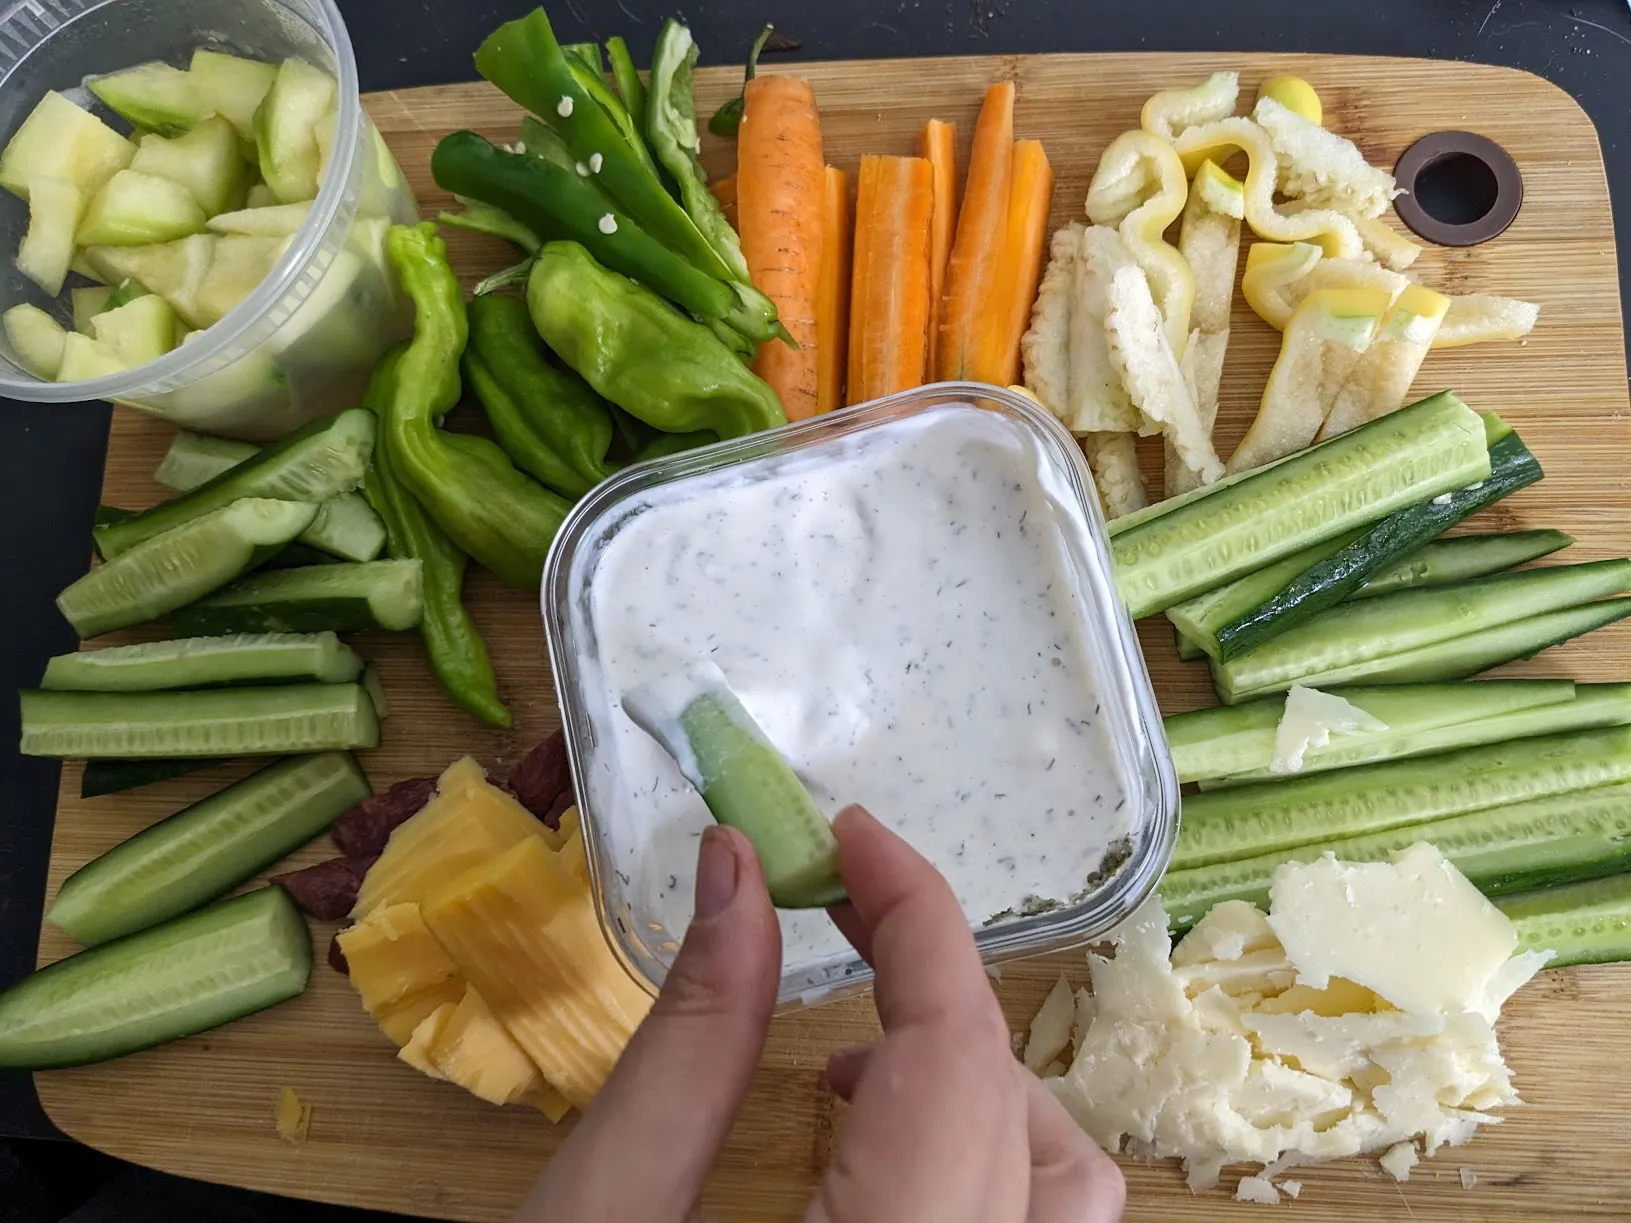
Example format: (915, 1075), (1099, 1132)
(710, 173), (738, 232)
(815, 165), (851, 415)
(985, 139), (1054, 386)
(738, 76), (825, 421)
(846, 155), (934, 406)
(934, 82), (1014, 383)
(918, 119), (958, 375)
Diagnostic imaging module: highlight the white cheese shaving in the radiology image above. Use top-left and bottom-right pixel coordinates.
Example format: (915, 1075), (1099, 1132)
(1379, 1140), (1419, 1182)
(1270, 685), (1389, 774)
(1460, 1167), (1478, 1190)
(1235, 1175), (1280, 1204)
(1282, 1179), (1302, 1199)
(557, 95), (574, 117)
(1024, 975), (1075, 1072)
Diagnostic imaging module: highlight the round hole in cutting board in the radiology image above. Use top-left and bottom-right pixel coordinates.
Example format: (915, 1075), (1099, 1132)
(1393, 130), (1523, 247)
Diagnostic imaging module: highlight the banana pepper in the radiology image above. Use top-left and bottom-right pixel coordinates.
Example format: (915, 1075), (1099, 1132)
(1318, 283), (1451, 440)
(1140, 71), (1239, 142)
(381, 222), (571, 589)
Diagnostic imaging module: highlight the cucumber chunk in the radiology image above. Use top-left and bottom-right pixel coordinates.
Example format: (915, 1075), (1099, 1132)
(76, 169), (207, 246)
(0, 887), (310, 1068)
(171, 559), (424, 634)
(59, 497), (317, 638)
(43, 631), (362, 692)
(1500, 874), (1631, 968)
(17, 175), (85, 295)
(90, 293), (176, 367)
(1112, 392), (1492, 619)
(81, 757), (223, 798)
(0, 91), (134, 199)
(72, 286), (115, 334)
(86, 234), (216, 329)
(130, 117), (246, 215)
(207, 201), (311, 237)
(193, 233), (282, 326)
(253, 57), (337, 203)
(19, 682), (380, 758)
(1351, 529), (1574, 600)
(188, 50), (277, 144)
(56, 332), (129, 381)
(87, 61), (212, 136)
(153, 431), (256, 489)
(95, 408), (376, 558)
(4, 304), (69, 379)
(49, 752), (370, 945)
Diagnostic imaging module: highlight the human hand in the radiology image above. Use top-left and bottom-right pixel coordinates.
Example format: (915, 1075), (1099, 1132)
(514, 807), (1125, 1223)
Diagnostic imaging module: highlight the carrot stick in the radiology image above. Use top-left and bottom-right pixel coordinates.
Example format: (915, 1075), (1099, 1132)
(935, 82), (1014, 383)
(985, 139), (1054, 386)
(846, 155), (934, 406)
(738, 76), (825, 421)
(918, 119), (958, 375)
(815, 165), (851, 414)
(710, 174), (738, 232)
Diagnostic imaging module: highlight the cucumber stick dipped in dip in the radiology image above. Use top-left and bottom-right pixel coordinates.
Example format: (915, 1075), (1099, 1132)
(623, 661), (845, 909)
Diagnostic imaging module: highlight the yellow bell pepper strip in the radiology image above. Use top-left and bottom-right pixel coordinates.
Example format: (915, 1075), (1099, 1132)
(1169, 160), (1243, 495)
(1085, 130), (1193, 357)
(1228, 286), (1391, 473)
(1318, 283), (1451, 440)
(1140, 71), (1239, 142)
(1242, 242), (1407, 329)
(1082, 431), (1148, 519)
(1256, 74), (1322, 125)
(1251, 96), (1399, 220)
(1103, 264), (1224, 487)
(1171, 117), (1363, 258)
(1434, 294), (1540, 348)
(1020, 223), (1075, 424)
(1354, 214), (1422, 271)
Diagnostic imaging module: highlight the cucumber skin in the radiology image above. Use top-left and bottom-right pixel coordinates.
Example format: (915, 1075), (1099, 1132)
(80, 757), (223, 798)
(50, 752), (370, 946)
(1499, 874), (1631, 967)
(171, 561), (424, 635)
(1161, 781), (1631, 930)
(1351, 529), (1573, 601)
(42, 632), (362, 692)
(1212, 430), (1544, 661)
(0, 887), (311, 1069)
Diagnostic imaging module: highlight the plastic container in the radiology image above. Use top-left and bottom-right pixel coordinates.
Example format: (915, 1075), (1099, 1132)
(543, 383), (1180, 1008)
(0, 0), (418, 439)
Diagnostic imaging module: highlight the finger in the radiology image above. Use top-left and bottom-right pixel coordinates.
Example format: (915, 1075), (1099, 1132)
(830, 805), (1001, 1035)
(825, 899), (872, 964)
(518, 826), (781, 1222)
(1022, 1070), (1126, 1223)
(824, 1043), (874, 1101)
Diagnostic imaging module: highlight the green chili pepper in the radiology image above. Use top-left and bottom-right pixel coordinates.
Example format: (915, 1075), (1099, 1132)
(648, 19), (751, 284)
(432, 131), (782, 345)
(605, 37), (648, 136)
(560, 42), (601, 72)
(361, 351), (511, 729)
(465, 293), (618, 499)
(437, 198), (540, 252)
(708, 24), (773, 138)
(382, 222), (571, 589)
(527, 241), (785, 439)
(605, 402), (715, 462)
(559, 40), (667, 184)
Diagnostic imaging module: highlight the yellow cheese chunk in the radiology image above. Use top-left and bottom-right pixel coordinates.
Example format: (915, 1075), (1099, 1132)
(375, 979), (468, 1047)
(274, 1086), (311, 1145)
(336, 902), (461, 1014)
(399, 1003), (456, 1080)
(431, 986), (553, 1109)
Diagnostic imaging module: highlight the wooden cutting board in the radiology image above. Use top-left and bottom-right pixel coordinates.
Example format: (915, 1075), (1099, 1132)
(34, 51), (1631, 1221)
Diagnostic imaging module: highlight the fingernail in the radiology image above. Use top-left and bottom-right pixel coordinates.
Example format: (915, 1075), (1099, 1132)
(694, 826), (739, 922)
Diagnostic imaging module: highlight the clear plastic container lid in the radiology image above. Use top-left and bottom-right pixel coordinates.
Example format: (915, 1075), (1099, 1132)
(543, 383), (1179, 1008)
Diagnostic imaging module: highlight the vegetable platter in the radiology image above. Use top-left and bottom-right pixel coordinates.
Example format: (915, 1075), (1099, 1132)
(33, 49), (1631, 1222)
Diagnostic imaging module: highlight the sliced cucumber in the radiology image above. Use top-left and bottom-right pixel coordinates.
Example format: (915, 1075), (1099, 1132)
(361, 663), (388, 720)
(56, 332), (129, 381)
(188, 50), (277, 144)
(81, 756), (223, 799)
(155, 431), (385, 563)
(4, 304), (69, 379)
(1162, 781), (1631, 931)
(1211, 560), (1631, 702)
(90, 293), (176, 367)
(253, 57), (337, 203)
(1112, 392), (1491, 618)
(192, 233), (282, 326)
(44, 632), (362, 692)
(1166, 679), (1580, 784)
(59, 498), (316, 639)
(19, 682), (379, 758)
(95, 408), (375, 559)
(130, 117), (246, 215)
(17, 175), (85, 295)
(0, 886), (310, 1068)
(87, 62), (211, 136)
(172, 559), (423, 635)
(207, 201), (311, 237)
(76, 169), (207, 247)
(72, 286), (115, 334)
(0, 91), (134, 199)
(1172, 725), (1631, 871)
(1351, 529), (1573, 600)
(50, 752), (369, 946)
(1499, 874), (1631, 968)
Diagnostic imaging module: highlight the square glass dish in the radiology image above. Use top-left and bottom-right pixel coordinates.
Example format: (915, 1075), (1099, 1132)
(543, 382), (1179, 1008)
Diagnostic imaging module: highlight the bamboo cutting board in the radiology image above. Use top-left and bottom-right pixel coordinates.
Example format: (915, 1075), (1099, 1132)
(33, 52), (1631, 1220)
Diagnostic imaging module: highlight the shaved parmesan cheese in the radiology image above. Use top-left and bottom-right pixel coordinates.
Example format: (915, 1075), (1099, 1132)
(1379, 1140), (1419, 1182)
(1235, 1175), (1280, 1204)
(1175, 900), (1279, 966)
(1024, 975), (1076, 1073)
(1282, 1179), (1303, 1199)
(1460, 1168), (1478, 1190)
(1270, 685), (1389, 774)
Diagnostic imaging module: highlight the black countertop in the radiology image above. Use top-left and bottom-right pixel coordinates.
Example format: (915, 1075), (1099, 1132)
(3, 0), (1629, 1139)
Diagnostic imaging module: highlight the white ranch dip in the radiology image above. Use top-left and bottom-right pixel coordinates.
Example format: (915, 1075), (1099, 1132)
(576, 404), (1131, 979)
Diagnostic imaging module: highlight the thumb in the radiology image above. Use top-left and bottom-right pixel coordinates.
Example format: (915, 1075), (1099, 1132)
(522, 826), (781, 1221)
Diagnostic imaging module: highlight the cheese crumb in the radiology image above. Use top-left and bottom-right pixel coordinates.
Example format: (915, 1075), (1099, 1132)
(1023, 975), (1075, 1072)
(1282, 1179), (1302, 1199)
(557, 95), (574, 117)
(1235, 1176), (1280, 1204)
(589, 152), (603, 173)
(598, 214), (618, 235)
(513, 141), (526, 155)
(575, 161), (590, 176)
(274, 1086), (311, 1145)
(1380, 1140), (1418, 1182)
(1459, 1167), (1478, 1190)
(1270, 685), (1388, 774)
